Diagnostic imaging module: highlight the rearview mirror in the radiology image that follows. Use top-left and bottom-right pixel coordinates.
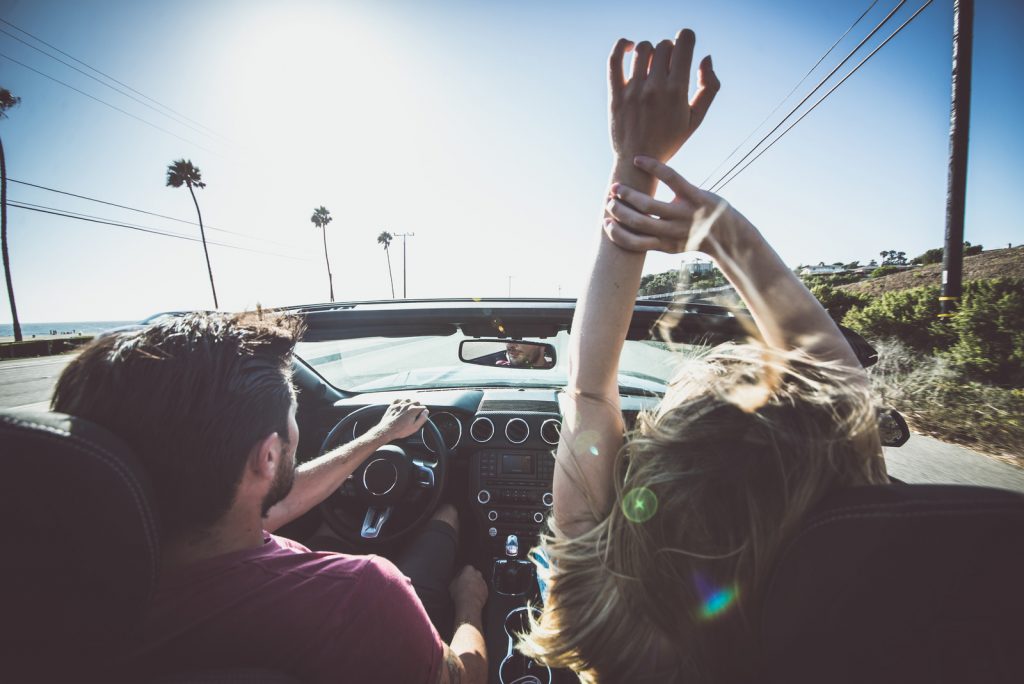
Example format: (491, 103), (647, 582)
(460, 339), (556, 370)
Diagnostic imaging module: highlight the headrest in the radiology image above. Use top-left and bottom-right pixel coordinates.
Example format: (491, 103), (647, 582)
(0, 410), (160, 680)
(760, 483), (1024, 684)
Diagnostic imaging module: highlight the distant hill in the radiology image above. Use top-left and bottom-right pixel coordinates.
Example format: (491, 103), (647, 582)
(840, 246), (1024, 297)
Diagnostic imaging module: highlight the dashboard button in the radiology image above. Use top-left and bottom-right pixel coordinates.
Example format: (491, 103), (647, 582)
(534, 511), (544, 524)
(542, 492), (554, 507)
(477, 490), (491, 505)
(488, 510), (498, 522)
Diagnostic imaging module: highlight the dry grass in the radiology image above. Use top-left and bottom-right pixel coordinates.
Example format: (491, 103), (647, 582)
(842, 246), (1024, 298)
(868, 339), (1024, 468)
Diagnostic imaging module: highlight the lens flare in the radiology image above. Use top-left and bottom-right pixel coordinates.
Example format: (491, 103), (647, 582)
(621, 486), (657, 523)
(693, 572), (738, 620)
(699, 586), (738, 620)
(572, 430), (601, 457)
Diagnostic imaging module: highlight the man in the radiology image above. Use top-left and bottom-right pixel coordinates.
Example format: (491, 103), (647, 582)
(496, 340), (550, 368)
(51, 311), (487, 684)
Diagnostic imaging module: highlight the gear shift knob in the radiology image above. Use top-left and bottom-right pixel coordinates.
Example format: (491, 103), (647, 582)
(505, 534), (519, 558)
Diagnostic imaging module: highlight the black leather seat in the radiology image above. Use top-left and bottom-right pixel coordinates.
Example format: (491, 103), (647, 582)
(0, 410), (298, 683)
(760, 483), (1024, 684)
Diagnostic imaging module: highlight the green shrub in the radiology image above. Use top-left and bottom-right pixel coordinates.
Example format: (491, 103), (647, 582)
(912, 247), (944, 265)
(842, 285), (952, 353)
(945, 278), (1024, 386)
(843, 278), (1024, 386)
(869, 265), (900, 278)
(802, 271), (864, 288)
(809, 283), (869, 323)
(639, 270), (679, 296)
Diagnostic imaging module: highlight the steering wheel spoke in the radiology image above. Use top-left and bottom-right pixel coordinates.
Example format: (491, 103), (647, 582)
(360, 506), (393, 539)
(412, 460), (437, 489)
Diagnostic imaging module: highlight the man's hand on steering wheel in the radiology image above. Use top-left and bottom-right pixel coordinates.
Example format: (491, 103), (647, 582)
(370, 399), (430, 443)
(318, 401), (450, 544)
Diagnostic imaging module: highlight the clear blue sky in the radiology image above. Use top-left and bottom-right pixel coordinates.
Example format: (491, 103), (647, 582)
(1, 0), (1021, 322)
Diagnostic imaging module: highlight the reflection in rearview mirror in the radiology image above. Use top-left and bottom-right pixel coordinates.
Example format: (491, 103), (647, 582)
(460, 339), (556, 370)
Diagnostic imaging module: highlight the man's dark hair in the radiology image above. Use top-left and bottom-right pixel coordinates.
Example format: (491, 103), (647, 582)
(52, 311), (305, 540)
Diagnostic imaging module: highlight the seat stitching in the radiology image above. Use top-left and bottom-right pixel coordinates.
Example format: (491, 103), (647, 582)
(0, 416), (160, 594)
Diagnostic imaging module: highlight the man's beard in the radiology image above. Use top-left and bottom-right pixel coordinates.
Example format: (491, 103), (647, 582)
(261, 450), (296, 517)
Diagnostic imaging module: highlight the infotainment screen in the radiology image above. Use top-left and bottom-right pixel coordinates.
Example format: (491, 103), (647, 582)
(501, 453), (533, 475)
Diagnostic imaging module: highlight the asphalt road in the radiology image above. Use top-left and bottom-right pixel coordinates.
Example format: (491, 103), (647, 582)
(0, 353), (76, 412)
(2, 353), (1022, 493)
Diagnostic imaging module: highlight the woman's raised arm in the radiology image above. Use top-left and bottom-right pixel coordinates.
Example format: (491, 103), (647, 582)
(553, 30), (719, 537)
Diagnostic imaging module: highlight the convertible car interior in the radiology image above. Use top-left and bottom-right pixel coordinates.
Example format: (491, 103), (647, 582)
(3, 297), (1023, 683)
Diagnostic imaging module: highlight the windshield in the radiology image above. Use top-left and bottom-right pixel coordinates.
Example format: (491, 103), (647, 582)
(297, 331), (708, 395)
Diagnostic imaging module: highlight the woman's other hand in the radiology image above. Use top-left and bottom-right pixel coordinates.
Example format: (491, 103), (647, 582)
(605, 156), (735, 254)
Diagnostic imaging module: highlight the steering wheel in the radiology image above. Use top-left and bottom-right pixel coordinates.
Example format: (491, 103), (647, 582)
(317, 404), (449, 546)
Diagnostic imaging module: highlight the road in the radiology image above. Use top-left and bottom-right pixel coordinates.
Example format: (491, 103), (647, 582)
(0, 354), (76, 412)
(2, 352), (1022, 493)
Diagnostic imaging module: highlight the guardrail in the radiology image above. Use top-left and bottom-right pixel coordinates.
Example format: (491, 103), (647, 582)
(636, 284), (736, 301)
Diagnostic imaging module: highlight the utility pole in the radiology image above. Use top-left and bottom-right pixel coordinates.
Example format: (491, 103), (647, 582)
(394, 232), (414, 298)
(940, 0), (974, 318)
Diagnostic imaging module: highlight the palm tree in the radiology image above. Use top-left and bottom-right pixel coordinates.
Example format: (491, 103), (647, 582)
(311, 206), (334, 302)
(1, 88), (22, 341)
(377, 231), (395, 299)
(165, 159), (217, 308)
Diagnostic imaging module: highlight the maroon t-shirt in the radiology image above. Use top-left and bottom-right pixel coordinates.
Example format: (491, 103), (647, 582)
(129, 533), (443, 684)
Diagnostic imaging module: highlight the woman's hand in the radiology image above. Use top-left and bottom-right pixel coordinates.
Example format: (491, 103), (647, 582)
(604, 156), (735, 254)
(608, 29), (720, 166)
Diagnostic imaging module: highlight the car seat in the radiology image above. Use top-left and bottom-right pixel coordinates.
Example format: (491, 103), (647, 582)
(759, 482), (1024, 684)
(0, 409), (299, 683)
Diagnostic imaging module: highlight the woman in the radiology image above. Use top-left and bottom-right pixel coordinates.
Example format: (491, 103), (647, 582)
(520, 29), (888, 683)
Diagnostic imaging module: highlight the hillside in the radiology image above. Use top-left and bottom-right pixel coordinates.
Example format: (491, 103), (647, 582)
(840, 246), (1024, 297)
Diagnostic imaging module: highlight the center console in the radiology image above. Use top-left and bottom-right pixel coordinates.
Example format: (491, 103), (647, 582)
(472, 449), (556, 556)
(464, 403), (573, 682)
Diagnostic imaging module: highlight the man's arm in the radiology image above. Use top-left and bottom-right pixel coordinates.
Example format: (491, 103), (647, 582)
(437, 565), (488, 684)
(554, 30), (719, 537)
(263, 399), (429, 533)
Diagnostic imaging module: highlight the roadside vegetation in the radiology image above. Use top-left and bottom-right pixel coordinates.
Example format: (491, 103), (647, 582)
(638, 245), (1024, 464)
(816, 256), (1023, 464)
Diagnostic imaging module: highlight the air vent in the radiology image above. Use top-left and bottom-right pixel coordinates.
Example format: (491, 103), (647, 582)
(540, 418), (561, 445)
(480, 399), (559, 413)
(505, 418), (529, 444)
(470, 417), (495, 443)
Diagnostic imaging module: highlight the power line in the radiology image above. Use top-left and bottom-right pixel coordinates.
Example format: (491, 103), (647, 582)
(0, 17), (226, 140)
(699, 0), (880, 188)
(7, 201), (314, 262)
(7, 177), (296, 248)
(707, 0), (909, 193)
(0, 51), (219, 155)
(0, 26), (223, 144)
(713, 0), (935, 193)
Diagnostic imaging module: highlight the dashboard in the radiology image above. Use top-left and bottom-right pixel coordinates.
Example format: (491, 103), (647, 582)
(314, 386), (655, 555)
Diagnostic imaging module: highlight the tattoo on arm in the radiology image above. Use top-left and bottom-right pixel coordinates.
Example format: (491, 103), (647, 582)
(439, 645), (463, 684)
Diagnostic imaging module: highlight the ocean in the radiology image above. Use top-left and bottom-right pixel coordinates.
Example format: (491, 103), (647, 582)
(0, 321), (138, 338)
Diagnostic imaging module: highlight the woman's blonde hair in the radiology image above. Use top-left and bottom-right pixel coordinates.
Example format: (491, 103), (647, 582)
(519, 343), (888, 683)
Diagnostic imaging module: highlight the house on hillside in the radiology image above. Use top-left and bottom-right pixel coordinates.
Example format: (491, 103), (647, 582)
(683, 259), (716, 276)
(799, 264), (845, 276)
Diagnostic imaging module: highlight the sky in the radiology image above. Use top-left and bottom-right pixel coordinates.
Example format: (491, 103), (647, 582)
(1, 0), (1021, 323)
